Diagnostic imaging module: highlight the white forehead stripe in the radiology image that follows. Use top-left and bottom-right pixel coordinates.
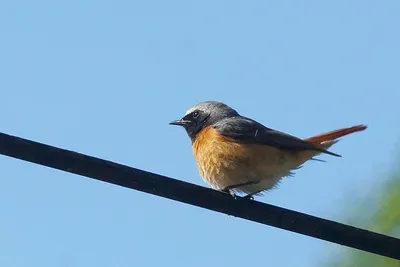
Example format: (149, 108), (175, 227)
(185, 106), (198, 115)
(184, 102), (235, 116)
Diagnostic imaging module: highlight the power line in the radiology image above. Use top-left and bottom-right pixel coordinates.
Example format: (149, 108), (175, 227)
(0, 131), (399, 260)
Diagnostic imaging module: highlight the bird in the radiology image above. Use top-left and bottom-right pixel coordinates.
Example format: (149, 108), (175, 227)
(169, 101), (367, 199)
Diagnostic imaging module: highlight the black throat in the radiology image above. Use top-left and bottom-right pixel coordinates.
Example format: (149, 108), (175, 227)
(186, 115), (212, 143)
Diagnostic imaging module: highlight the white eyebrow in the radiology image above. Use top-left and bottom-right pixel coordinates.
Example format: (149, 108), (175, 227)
(185, 107), (197, 115)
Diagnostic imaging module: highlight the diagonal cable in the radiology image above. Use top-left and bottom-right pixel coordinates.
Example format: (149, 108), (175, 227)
(0, 132), (399, 260)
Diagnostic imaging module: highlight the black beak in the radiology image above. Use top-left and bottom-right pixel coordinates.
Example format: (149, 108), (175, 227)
(169, 119), (190, 126)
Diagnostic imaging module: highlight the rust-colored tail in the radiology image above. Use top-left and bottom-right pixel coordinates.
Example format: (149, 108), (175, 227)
(295, 124), (367, 164)
(304, 124), (367, 145)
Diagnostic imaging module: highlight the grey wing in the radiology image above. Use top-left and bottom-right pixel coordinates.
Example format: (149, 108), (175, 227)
(213, 116), (340, 157)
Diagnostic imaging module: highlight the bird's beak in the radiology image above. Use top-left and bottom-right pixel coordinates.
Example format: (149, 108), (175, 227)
(169, 119), (190, 126)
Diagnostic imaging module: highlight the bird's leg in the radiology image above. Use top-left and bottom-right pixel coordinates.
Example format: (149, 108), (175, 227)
(223, 180), (260, 191)
(220, 188), (238, 199)
(222, 180), (260, 200)
(241, 193), (258, 200)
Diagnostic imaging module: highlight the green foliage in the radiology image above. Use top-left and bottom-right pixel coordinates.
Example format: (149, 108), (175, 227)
(326, 164), (400, 267)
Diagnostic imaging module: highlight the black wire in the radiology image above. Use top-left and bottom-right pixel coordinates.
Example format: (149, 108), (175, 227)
(0, 132), (399, 260)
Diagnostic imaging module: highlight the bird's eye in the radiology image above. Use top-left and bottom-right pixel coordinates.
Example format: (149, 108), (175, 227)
(192, 111), (199, 118)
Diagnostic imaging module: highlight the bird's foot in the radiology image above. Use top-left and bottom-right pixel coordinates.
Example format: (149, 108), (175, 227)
(222, 180), (260, 191)
(221, 181), (260, 200)
(220, 188), (239, 199)
(241, 194), (255, 201)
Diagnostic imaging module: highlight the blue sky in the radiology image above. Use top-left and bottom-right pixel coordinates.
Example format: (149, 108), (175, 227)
(1, 0), (399, 266)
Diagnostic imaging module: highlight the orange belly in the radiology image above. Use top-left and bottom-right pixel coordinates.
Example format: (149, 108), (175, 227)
(192, 126), (302, 195)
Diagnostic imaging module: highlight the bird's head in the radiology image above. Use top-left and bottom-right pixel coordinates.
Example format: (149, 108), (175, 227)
(169, 101), (239, 141)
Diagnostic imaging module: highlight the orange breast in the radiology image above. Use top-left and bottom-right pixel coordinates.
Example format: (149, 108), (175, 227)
(192, 126), (298, 193)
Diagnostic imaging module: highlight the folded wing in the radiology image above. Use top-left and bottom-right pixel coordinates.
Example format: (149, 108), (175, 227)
(213, 116), (341, 157)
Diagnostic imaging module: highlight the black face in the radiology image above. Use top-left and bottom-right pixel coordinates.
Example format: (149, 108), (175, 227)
(169, 109), (210, 141)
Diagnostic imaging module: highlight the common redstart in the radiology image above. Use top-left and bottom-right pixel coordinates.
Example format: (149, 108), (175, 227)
(169, 101), (367, 199)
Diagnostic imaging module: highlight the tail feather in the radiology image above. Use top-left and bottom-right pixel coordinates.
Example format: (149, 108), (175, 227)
(295, 124), (367, 164)
(304, 124), (367, 145)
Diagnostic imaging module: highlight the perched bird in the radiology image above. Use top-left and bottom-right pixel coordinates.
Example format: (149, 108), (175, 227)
(169, 101), (367, 199)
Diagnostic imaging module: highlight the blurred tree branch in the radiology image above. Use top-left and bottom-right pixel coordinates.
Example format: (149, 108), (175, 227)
(327, 156), (400, 266)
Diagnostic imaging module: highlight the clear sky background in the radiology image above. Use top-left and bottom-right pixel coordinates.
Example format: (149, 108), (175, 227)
(1, 1), (399, 266)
